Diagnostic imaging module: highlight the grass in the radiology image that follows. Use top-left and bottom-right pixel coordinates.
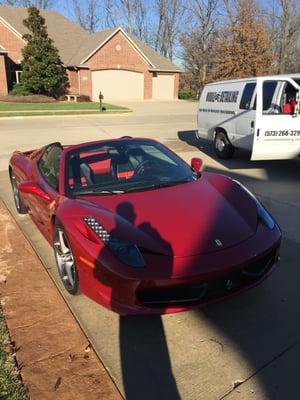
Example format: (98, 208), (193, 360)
(0, 110), (131, 118)
(0, 306), (27, 400)
(0, 101), (127, 111)
(0, 102), (130, 117)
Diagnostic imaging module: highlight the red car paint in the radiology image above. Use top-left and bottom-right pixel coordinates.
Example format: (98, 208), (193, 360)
(9, 138), (281, 315)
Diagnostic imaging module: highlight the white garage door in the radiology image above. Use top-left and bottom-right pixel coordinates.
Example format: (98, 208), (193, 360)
(92, 70), (144, 101)
(152, 74), (175, 99)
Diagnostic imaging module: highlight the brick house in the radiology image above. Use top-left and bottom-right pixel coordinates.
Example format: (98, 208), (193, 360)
(0, 6), (181, 100)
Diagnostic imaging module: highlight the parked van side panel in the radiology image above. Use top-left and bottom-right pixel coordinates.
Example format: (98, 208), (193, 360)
(197, 80), (256, 150)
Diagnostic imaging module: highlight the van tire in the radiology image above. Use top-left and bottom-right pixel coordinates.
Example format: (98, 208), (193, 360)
(214, 132), (234, 159)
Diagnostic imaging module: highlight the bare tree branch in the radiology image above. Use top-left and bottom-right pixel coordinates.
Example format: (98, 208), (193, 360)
(104, 0), (150, 43)
(154, 0), (187, 60)
(71, 0), (101, 33)
(0, 0), (55, 7)
(181, 0), (219, 92)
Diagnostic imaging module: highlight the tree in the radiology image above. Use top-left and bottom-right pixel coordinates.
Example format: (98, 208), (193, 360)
(266, 0), (300, 74)
(0, 0), (55, 8)
(104, 0), (150, 44)
(212, 0), (274, 80)
(20, 6), (68, 97)
(181, 0), (219, 93)
(72, 0), (101, 33)
(154, 0), (186, 60)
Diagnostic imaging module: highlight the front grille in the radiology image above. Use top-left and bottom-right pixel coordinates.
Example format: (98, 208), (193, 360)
(137, 248), (278, 308)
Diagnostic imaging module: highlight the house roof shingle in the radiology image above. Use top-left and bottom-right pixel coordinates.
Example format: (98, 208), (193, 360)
(0, 5), (181, 72)
(0, 6), (88, 65)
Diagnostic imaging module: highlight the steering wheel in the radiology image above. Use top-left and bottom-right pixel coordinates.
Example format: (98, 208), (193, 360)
(133, 160), (154, 176)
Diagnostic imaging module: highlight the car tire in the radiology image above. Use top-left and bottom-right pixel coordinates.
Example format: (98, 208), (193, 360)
(214, 132), (234, 159)
(53, 221), (79, 295)
(10, 172), (27, 214)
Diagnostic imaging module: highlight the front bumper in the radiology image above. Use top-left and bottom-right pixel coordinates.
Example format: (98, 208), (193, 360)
(69, 221), (281, 315)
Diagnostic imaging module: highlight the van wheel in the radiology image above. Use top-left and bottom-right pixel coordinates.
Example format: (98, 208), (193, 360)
(214, 132), (234, 159)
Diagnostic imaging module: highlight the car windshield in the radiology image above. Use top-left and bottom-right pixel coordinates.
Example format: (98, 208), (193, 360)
(65, 139), (197, 195)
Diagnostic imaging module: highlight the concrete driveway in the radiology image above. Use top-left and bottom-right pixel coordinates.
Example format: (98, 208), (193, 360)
(1, 101), (300, 399)
(0, 100), (197, 170)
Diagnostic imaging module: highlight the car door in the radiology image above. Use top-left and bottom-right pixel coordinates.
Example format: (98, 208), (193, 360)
(29, 143), (63, 239)
(251, 77), (300, 160)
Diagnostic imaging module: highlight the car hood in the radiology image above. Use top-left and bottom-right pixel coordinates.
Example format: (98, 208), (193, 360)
(77, 173), (258, 257)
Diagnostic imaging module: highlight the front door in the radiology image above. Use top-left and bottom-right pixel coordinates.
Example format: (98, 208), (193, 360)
(251, 77), (300, 160)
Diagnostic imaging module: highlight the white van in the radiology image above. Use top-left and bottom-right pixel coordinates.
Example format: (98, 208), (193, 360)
(197, 74), (300, 160)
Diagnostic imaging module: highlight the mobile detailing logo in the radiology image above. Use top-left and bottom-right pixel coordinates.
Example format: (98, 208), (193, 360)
(206, 91), (239, 103)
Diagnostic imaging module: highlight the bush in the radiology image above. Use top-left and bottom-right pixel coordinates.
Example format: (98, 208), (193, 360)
(179, 88), (197, 100)
(78, 95), (91, 102)
(9, 83), (33, 96)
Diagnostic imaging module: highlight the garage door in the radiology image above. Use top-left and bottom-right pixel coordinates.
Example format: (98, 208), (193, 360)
(152, 74), (175, 99)
(92, 70), (144, 101)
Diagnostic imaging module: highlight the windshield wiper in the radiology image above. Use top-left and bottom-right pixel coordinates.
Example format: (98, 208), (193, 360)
(125, 178), (193, 193)
(72, 189), (125, 196)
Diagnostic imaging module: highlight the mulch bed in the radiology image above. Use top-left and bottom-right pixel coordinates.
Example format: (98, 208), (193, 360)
(0, 201), (121, 400)
(0, 95), (57, 103)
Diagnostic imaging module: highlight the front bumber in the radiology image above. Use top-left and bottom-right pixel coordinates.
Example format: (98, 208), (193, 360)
(67, 221), (281, 315)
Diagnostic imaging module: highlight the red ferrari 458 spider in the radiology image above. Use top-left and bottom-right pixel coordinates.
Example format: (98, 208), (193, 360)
(9, 137), (281, 315)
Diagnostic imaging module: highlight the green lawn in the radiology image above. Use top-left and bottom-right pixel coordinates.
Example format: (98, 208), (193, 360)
(0, 101), (128, 111)
(0, 306), (27, 400)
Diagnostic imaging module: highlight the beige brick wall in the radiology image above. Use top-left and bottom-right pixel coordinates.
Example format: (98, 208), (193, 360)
(79, 69), (91, 98)
(0, 20), (24, 63)
(66, 69), (79, 94)
(0, 54), (8, 95)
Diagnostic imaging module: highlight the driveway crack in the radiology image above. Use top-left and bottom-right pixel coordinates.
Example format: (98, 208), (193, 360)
(218, 337), (300, 399)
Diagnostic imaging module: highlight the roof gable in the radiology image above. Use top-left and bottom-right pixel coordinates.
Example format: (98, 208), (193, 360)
(77, 27), (154, 67)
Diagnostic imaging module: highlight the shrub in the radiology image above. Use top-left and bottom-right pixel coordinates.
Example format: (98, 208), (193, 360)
(9, 83), (32, 96)
(78, 95), (91, 102)
(179, 88), (197, 100)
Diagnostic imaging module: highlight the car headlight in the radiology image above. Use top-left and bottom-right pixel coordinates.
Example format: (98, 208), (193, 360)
(83, 217), (145, 267)
(233, 180), (275, 230)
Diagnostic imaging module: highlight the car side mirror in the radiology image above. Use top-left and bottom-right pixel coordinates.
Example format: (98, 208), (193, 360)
(18, 181), (52, 202)
(191, 157), (203, 173)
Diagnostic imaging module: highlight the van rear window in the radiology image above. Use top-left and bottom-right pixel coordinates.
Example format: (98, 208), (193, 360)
(239, 83), (256, 109)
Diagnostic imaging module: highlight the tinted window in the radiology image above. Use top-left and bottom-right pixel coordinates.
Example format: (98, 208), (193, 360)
(66, 140), (196, 195)
(263, 81), (277, 110)
(239, 83), (256, 109)
(39, 144), (62, 189)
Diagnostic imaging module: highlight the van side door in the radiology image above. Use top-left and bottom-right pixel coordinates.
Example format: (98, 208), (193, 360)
(252, 77), (300, 160)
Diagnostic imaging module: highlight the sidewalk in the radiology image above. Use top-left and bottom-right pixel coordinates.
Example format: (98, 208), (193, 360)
(0, 200), (122, 400)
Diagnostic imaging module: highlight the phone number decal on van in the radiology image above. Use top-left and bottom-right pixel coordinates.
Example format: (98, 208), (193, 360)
(199, 108), (235, 115)
(264, 130), (300, 137)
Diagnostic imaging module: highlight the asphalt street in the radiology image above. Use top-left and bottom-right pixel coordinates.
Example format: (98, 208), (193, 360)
(0, 101), (299, 399)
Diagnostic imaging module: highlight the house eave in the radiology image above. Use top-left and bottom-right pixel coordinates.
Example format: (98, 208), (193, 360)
(149, 68), (182, 73)
(0, 15), (26, 43)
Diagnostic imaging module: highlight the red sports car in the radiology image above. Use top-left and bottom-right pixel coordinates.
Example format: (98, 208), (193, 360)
(9, 138), (281, 315)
